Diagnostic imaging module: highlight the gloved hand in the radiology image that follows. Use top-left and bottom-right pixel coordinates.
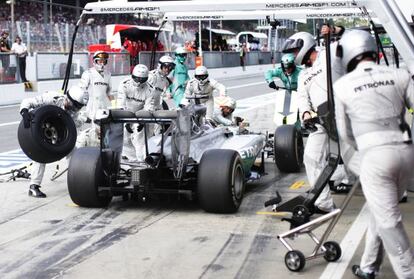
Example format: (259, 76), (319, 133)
(234, 116), (244, 127)
(303, 118), (318, 133)
(20, 108), (31, 128)
(125, 123), (134, 133)
(268, 81), (279, 90)
(137, 124), (144, 132)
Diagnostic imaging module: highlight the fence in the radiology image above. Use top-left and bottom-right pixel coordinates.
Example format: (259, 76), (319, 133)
(1, 50), (274, 85)
(138, 51), (273, 70)
(0, 53), (18, 84)
(35, 52), (130, 81)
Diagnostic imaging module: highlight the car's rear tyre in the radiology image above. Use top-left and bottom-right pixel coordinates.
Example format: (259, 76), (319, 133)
(198, 149), (245, 213)
(18, 105), (77, 163)
(274, 124), (303, 173)
(68, 147), (112, 207)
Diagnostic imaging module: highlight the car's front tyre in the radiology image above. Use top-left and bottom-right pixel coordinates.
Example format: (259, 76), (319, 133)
(197, 149), (245, 213)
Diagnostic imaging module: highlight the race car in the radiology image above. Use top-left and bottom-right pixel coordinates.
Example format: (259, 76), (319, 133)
(66, 104), (266, 213)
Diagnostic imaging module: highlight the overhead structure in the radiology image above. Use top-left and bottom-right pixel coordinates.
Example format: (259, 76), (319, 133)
(162, 9), (372, 21)
(82, 0), (358, 14)
(81, 0), (414, 73)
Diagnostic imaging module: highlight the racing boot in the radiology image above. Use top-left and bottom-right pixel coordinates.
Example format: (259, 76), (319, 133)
(329, 181), (352, 194)
(28, 184), (47, 198)
(352, 265), (375, 279)
(399, 190), (408, 203)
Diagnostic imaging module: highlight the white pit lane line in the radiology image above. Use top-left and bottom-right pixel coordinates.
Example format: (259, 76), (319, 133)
(227, 81), (266, 90)
(0, 121), (20, 128)
(320, 204), (369, 279)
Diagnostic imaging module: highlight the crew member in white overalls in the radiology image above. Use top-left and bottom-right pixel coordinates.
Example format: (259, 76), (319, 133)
(79, 51), (114, 121)
(283, 26), (355, 213)
(19, 86), (88, 197)
(334, 30), (414, 279)
(118, 64), (155, 161)
(181, 66), (226, 120)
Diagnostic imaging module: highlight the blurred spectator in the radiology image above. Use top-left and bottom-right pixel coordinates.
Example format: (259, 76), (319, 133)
(11, 36), (28, 82)
(123, 36), (135, 68)
(0, 30), (11, 71)
(184, 40), (192, 52)
(156, 40), (164, 51)
(260, 43), (269, 52)
(240, 42), (247, 71)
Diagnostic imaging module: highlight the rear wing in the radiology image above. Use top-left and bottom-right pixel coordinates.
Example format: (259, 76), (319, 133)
(104, 109), (178, 124)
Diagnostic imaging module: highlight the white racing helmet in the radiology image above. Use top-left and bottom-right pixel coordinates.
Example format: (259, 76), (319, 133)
(217, 96), (236, 110)
(282, 32), (316, 66)
(67, 85), (87, 110)
(158, 55), (175, 76)
(93, 51), (109, 72)
(132, 64), (149, 85)
(194, 66), (209, 85)
(337, 29), (377, 73)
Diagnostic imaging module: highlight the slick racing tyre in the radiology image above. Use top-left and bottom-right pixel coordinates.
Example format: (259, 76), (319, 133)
(68, 147), (112, 207)
(274, 124), (303, 173)
(18, 105), (77, 163)
(198, 149), (245, 213)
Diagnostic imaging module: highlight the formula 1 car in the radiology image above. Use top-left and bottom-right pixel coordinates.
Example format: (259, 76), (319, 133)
(66, 104), (266, 213)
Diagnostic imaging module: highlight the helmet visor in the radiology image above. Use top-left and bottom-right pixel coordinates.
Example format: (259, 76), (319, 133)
(195, 74), (208, 81)
(161, 62), (175, 71)
(177, 53), (187, 58)
(132, 76), (148, 84)
(95, 52), (109, 60)
(66, 94), (84, 111)
(282, 38), (304, 53)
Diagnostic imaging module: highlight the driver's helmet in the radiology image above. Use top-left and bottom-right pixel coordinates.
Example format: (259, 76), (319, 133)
(217, 96), (236, 110)
(131, 64), (149, 85)
(282, 32), (316, 66)
(175, 46), (188, 63)
(194, 66), (209, 86)
(158, 55), (175, 76)
(281, 53), (295, 69)
(67, 85), (87, 111)
(93, 51), (109, 72)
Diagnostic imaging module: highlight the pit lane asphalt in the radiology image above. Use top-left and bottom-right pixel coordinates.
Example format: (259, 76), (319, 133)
(0, 74), (411, 278)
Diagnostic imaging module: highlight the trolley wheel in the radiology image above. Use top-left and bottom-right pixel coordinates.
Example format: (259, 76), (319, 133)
(323, 241), (342, 262)
(285, 250), (306, 272)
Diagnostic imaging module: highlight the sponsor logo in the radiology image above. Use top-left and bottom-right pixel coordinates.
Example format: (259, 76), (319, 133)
(265, 2), (352, 9)
(354, 80), (395, 93)
(94, 82), (108, 86)
(306, 12), (364, 18)
(303, 69), (322, 86)
(239, 144), (260, 160)
(126, 96), (145, 102)
(100, 7), (160, 12)
(175, 15), (224, 20)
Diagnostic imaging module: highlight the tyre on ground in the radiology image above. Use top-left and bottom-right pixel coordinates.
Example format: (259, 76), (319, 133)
(197, 149), (245, 213)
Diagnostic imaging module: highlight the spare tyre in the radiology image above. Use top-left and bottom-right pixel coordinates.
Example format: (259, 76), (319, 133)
(274, 124), (303, 173)
(18, 105), (77, 163)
